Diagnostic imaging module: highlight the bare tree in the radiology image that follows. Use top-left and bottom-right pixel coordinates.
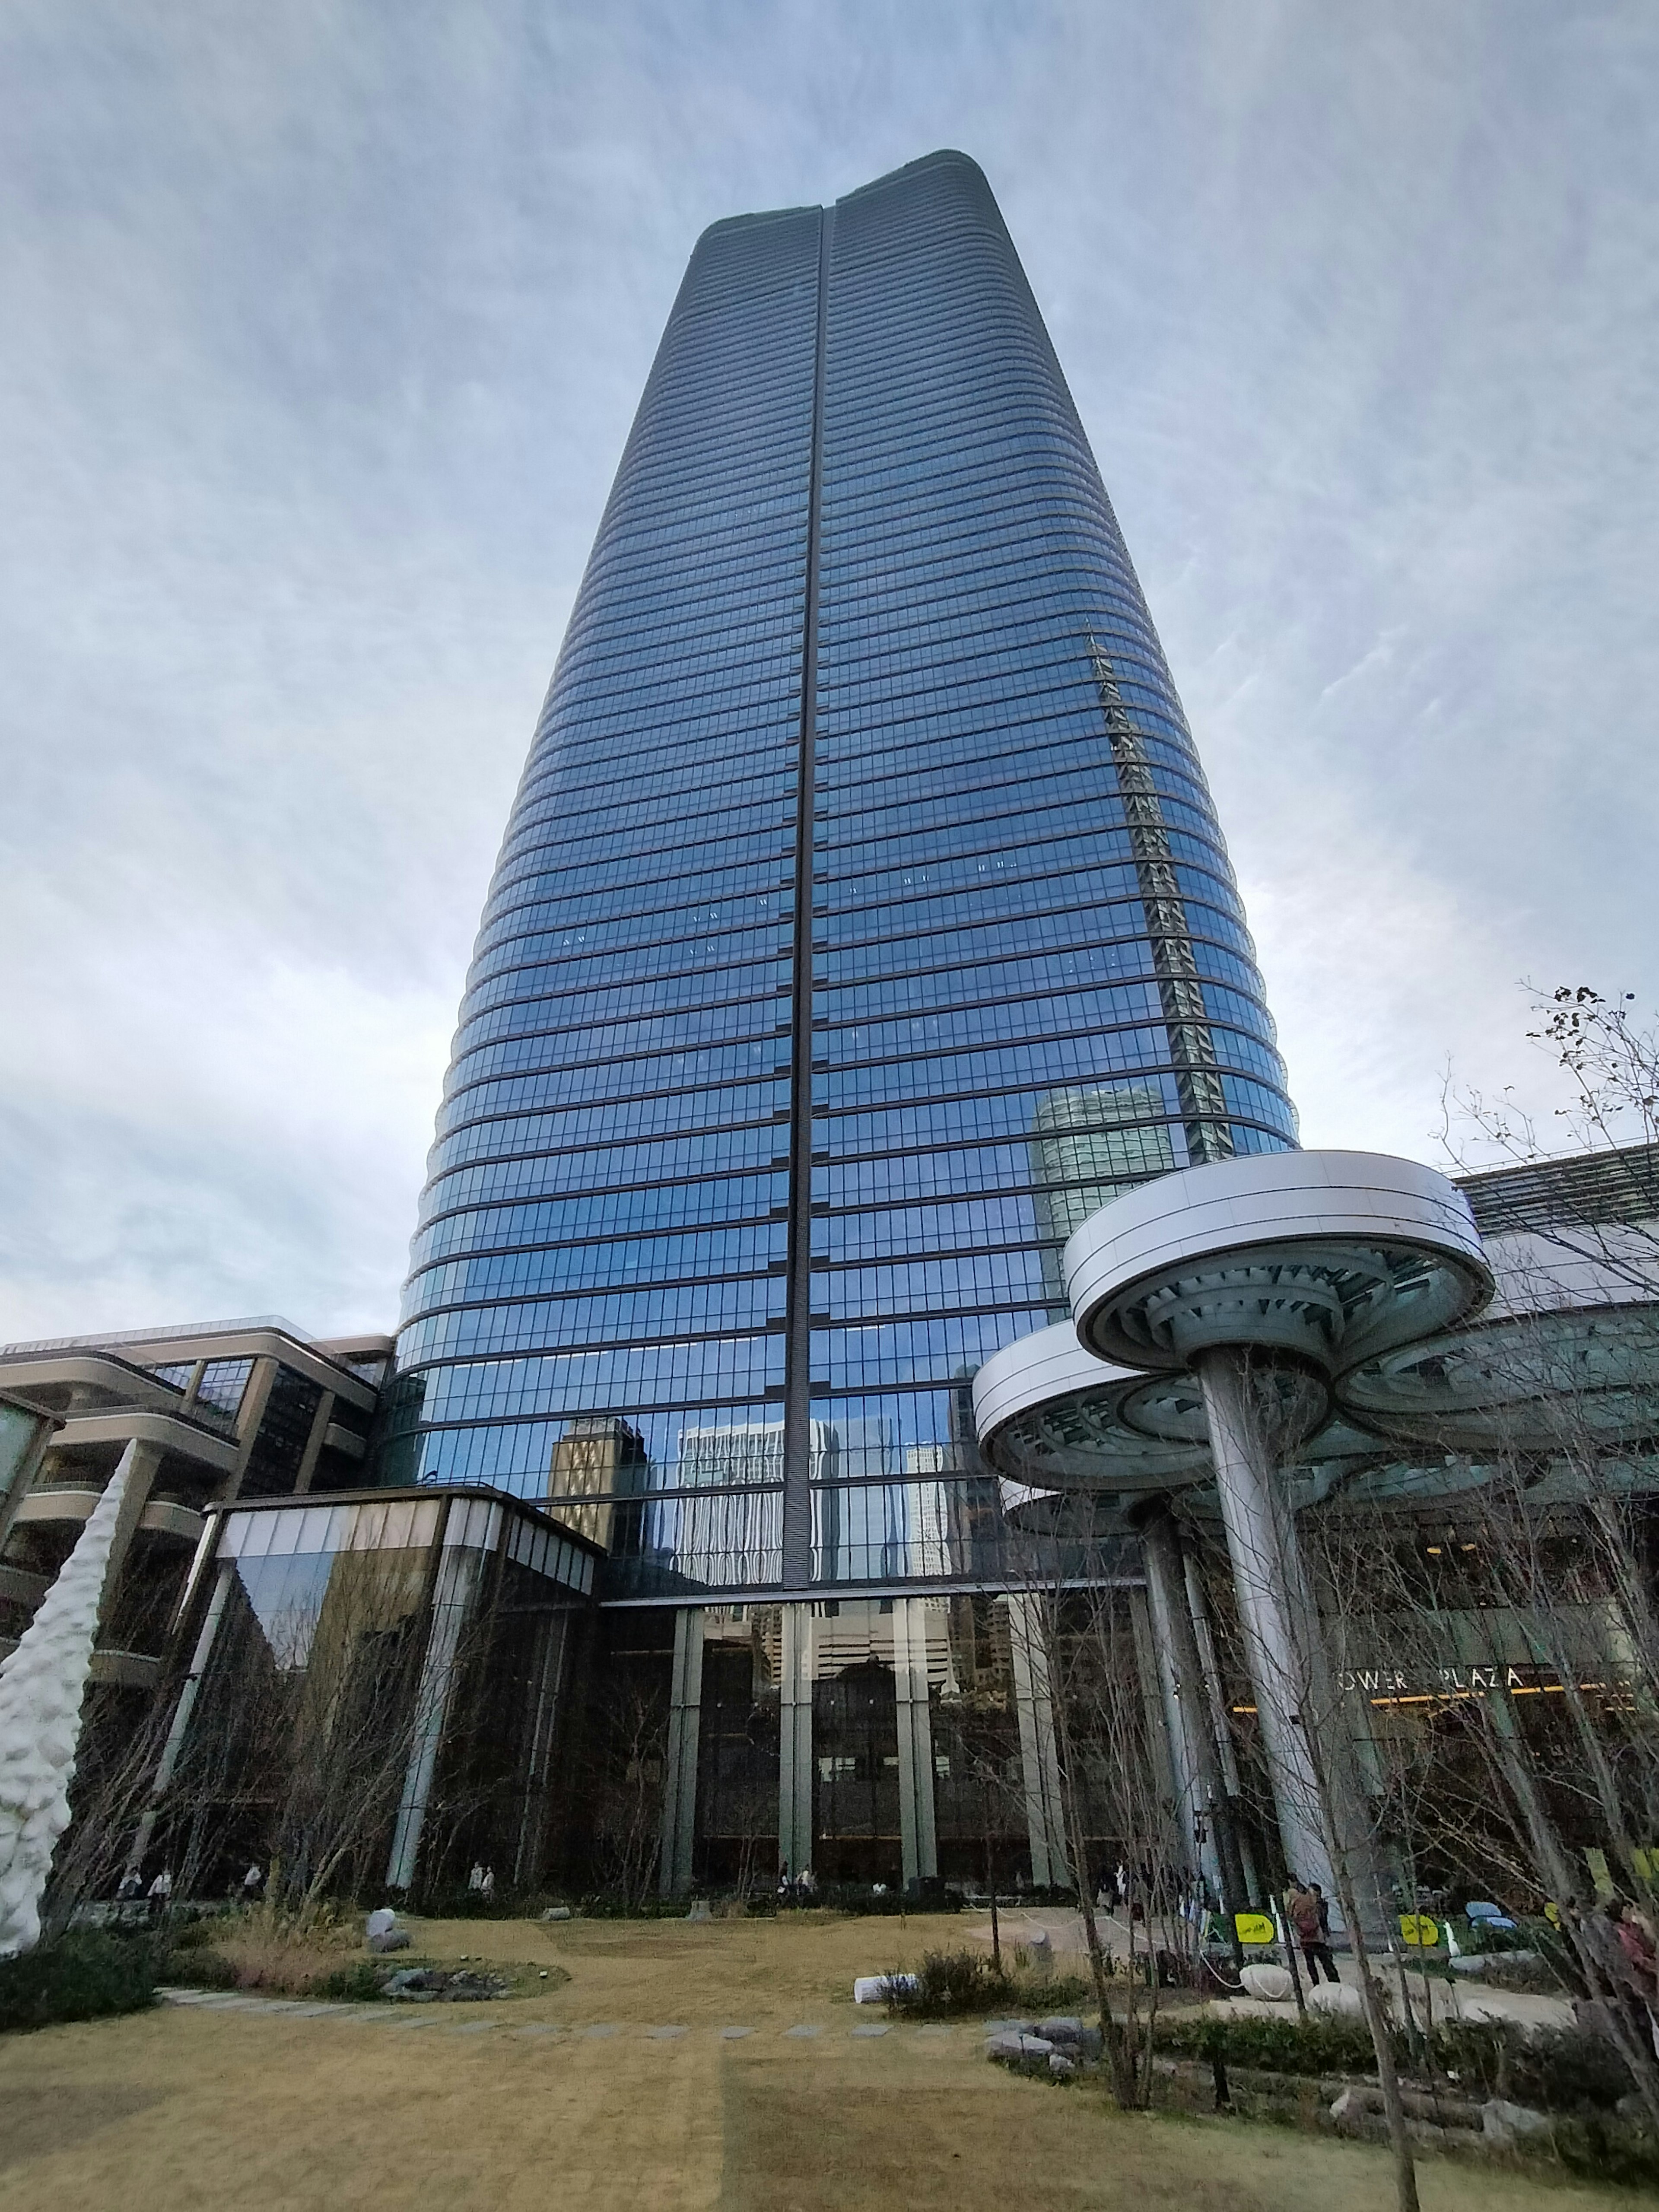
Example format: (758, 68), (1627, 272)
(1002, 1508), (1203, 2110)
(581, 1677), (668, 1907)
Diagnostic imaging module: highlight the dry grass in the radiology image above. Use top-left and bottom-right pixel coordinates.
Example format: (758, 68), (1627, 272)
(0, 1914), (1639, 2211)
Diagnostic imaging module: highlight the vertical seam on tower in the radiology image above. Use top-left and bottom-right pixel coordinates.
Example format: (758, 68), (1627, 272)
(782, 204), (833, 1589)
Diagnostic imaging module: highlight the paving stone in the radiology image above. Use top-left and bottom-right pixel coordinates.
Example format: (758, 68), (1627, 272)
(646, 2026), (688, 2039)
(579, 2024), (620, 2038)
(719, 2027), (753, 2040)
(850, 2024), (889, 2038)
(784, 2025), (823, 2038)
(450, 2021), (498, 2035)
(515, 2024), (559, 2038)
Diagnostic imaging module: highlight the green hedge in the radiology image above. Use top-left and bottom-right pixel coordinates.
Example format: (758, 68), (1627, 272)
(0, 1931), (159, 2033)
(1156, 2009), (1377, 2077)
(1157, 2009), (1635, 2116)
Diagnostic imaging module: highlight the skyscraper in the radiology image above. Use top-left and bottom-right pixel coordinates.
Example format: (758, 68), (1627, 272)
(383, 150), (1295, 1604)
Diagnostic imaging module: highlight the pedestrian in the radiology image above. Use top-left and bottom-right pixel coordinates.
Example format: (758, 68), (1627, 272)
(242, 1862), (263, 1902)
(146, 1866), (173, 1926)
(1609, 1898), (1659, 2003)
(480, 1866), (496, 1900)
(1289, 1881), (1338, 1984)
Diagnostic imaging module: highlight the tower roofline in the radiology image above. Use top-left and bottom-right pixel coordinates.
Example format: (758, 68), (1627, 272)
(693, 148), (992, 252)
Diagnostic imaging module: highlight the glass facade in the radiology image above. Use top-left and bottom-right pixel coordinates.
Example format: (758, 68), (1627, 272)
(384, 149), (1294, 1596)
(173, 1494), (597, 1897)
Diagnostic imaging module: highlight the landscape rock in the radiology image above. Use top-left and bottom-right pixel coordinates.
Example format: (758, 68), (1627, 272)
(542, 1906), (572, 1921)
(1481, 2098), (1552, 2148)
(686, 1899), (712, 1923)
(383, 1965), (507, 2003)
(1239, 1963), (1293, 2002)
(854, 1974), (917, 2004)
(1306, 1980), (1363, 2020)
(367, 1928), (412, 1955)
(385, 1968), (443, 2000)
(1038, 2015), (1084, 2041)
(986, 2032), (1055, 2068)
(1048, 2053), (1076, 2078)
(1450, 1949), (1541, 1977)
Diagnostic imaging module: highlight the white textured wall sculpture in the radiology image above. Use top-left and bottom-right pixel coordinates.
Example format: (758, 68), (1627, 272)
(0, 1444), (135, 1957)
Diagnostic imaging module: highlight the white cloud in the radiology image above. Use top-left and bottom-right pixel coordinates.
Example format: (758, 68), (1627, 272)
(0, 0), (1653, 1333)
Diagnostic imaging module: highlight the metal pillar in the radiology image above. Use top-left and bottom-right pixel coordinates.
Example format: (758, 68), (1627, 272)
(1194, 1347), (1388, 1936)
(1182, 1540), (1264, 1902)
(893, 1597), (938, 1887)
(1138, 1503), (1246, 1913)
(511, 1611), (571, 1891)
(1005, 1593), (1070, 1889)
(777, 1602), (814, 1878)
(658, 1607), (704, 1898)
(1128, 1583), (1185, 1837)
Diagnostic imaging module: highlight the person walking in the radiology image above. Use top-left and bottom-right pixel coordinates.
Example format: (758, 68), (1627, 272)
(146, 1866), (173, 1926)
(1289, 1880), (1338, 1984)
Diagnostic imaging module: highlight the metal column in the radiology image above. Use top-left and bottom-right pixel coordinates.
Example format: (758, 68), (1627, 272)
(777, 1602), (815, 1878)
(658, 1606), (704, 1898)
(893, 1596), (938, 1887)
(1183, 1539), (1264, 1902)
(1005, 1593), (1069, 1888)
(1194, 1347), (1386, 1936)
(1138, 1503), (1244, 1910)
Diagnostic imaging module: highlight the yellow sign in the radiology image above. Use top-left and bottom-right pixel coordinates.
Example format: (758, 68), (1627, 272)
(1234, 1912), (1277, 1946)
(1399, 1913), (1440, 1948)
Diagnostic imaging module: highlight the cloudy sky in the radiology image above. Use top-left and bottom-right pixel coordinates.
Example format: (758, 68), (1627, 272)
(2, 0), (1653, 1341)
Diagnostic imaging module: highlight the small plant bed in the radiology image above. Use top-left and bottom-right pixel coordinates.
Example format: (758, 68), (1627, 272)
(165, 1937), (569, 2005)
(873, 1947), (1104, 2021)
(380, 1965), (511, 2002)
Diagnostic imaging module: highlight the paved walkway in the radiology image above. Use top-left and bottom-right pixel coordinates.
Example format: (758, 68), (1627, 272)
(960, 1915), (1576, 2034)
(158, 1988), (960, 2040)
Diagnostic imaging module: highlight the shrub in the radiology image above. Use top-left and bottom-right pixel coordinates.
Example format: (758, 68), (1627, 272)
(161, 1946), (240, 1990)
(1155, 2009), (1378, 2077)
(312, 1961), (391, 2003)
(1011, 1970), (1095, 2013)
(1552, 2112), (1659, 2187)
(162, 1915), (226, 1954)
(886, 1948), (1014, 2017)
(810, 1884), (962, 1916)
(1456, 1912), (1548, 1958)
(1425, 2018), (1630, 2111)
(0, 1931), (158, 2033)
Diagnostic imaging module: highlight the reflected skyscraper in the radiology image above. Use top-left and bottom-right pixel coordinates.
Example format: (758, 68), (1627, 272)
(383, 149), (1294, 1599)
